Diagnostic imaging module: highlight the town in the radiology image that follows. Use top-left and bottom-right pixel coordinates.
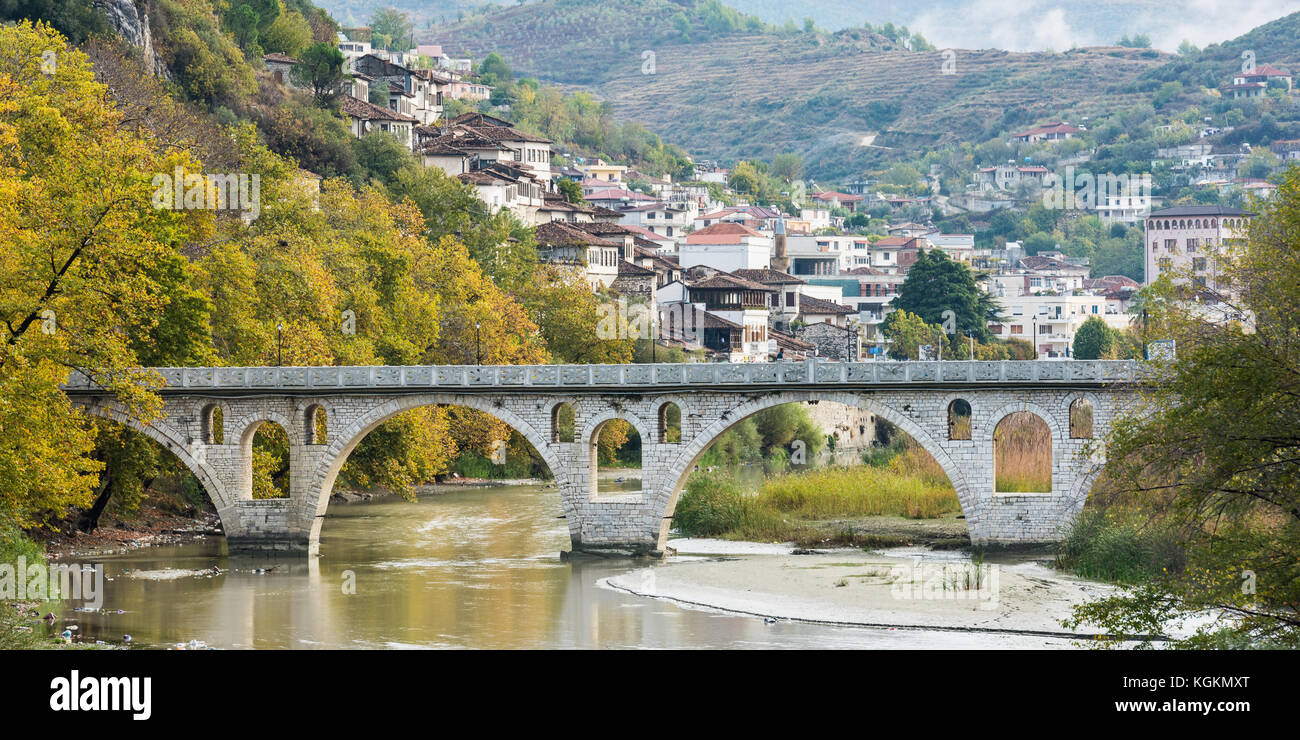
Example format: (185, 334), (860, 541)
(258, 23), (1288, 364)
(1, 0), (1298, 679)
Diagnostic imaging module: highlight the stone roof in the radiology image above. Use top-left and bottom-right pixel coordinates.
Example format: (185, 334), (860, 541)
(340, 95), (417, 123)
(798, 295), (855, 315)
(732, 268), (805, 285)
(685, 221), (766, 243)
(688, 273), (775, 292)
(1148, 205), (1253, 218)
(617, 260), (655, 277)
(536, 220), (619, 247)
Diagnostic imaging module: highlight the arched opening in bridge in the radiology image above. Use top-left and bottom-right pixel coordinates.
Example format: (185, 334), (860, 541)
(667, 399), (966, 546)
(317, 401), (557, 518)
(80, 417), (219, 534)
(552, 402), (574, 443)
(659, 402), (681, 444)
(947, 399), (972, 440)
(201, 404), (224, 445)
(305, 404), (328, 445)
(590, 418), (641, 498)
(994, 412), (1052, 493)
(1069, 398), (1094, 439)
(245, 420), (291, 499)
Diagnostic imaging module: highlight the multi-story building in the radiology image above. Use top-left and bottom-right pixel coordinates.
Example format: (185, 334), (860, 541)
(1144, 205), (1253, 295)
(679, 222), (772, 272)
(987, 293), (1131, 359)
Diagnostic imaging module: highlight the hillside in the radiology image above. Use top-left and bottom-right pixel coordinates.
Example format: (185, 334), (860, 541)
(317, 0), (1299, 52)
(405, 0), (1170, 180)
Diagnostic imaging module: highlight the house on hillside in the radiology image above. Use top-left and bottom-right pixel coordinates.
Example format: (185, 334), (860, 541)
(341, 96), (418, 150)
(1229, 64), (1292, 99)
(1010, 122), (1082, 144)
(535, 221), (623, 289)
(263, 53), (299, 86)
(679, 222), (773, 272)
(972, 165), (1050, 192)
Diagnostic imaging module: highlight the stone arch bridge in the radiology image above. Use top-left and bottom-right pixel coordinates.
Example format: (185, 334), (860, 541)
(64, 360), (1144, 556)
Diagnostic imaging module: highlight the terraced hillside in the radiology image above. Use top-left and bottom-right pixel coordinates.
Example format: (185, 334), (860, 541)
(596, 41), (1167, 180)
(410, 0), (1168, 179)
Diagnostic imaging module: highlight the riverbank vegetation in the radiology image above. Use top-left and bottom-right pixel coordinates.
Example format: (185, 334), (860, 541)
(1059, 168), (1300, 649)
(673, 436), (962, 546)
(0, 20), (650, 549)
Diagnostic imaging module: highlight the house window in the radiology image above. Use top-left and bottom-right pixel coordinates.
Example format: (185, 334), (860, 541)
(1010, 325), (1023, 334)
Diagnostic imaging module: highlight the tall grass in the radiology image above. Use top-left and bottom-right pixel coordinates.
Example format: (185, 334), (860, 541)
(760, 464), (959, 520)
(994, 411), (1053, 492)
(673, 441), (962, 542)
(1056, 508), (1185, 584)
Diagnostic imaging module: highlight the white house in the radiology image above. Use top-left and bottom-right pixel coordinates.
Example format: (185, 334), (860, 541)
(679, 222), (772, 272)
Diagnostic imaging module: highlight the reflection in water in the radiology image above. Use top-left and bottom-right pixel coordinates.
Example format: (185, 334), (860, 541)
(65, 485), (1076, 649)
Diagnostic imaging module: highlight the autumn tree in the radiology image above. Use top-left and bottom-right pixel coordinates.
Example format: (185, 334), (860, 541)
(0, 22), (203, 525)
(1064, 166), (1300, 647)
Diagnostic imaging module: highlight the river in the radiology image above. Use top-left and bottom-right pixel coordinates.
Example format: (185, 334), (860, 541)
(62, 483), (1088, 649)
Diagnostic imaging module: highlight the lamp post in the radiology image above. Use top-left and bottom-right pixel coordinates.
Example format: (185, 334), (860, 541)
(276, 323), (283, 367)
(1142, 308), (1148, 360)
(1032, 316), (1038, 359)
(475, 321), (481, 366)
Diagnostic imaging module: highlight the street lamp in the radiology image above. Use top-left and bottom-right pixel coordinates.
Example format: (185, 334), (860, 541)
(276, 323), (283, 367)
(475, 321), (481, 366)
(1032, 316), (1038, 359)
(650, 314), (657, 363)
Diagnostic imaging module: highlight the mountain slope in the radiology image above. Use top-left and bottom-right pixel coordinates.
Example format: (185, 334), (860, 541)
(413, 0), (1169, 179)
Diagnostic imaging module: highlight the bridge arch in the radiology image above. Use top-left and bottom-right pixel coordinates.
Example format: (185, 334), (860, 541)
(74, 401), (233, 510)
(982, 401), (1064, 448)
(580, 408), (652, 451)
(301, 402), (329, 445)
(306, 393), (570, 526)
(654, 390), (973, 550)
(548, 399), (576, 443)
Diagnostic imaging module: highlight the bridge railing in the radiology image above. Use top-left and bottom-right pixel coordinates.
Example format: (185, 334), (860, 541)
(63, 359), (1145, 394)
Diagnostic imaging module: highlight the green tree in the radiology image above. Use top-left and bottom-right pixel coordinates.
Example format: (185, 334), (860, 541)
(1064, 166), (1300, 647)
(1072, 316), (1114, 359)
(880, 310), (945, 360)
(892, 249), (997, 340)
(369, 7), (413, 52)
(555, 177), (585, 204)
(290, 41), (346, 107)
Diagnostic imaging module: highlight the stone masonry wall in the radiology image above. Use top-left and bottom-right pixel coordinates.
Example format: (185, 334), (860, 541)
(68, 361), (1140, 554)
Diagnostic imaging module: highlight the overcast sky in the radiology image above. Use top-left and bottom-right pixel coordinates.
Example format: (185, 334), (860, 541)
(904, 0), (1300, 52)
